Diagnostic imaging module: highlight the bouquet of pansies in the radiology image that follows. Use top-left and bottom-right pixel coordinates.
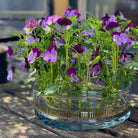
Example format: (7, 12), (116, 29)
(7, 9), (138, 102)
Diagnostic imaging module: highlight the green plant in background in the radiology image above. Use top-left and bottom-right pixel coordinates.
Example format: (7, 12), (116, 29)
(7, 9), (138, 109)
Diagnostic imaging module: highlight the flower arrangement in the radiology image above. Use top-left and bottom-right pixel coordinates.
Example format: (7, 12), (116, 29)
(7, 9), (138, 108)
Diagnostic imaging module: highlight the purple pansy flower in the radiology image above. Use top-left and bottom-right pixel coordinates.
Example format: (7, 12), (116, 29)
(56, 17), (72, 31)
(71, 59), (78, 64)
(105, 16), (116, 26)
(66, 67), (79, 82)
(129, 23), (135, 28)
(114, 10), (120, 17)
(20, 59), (25, 69)
(84, 38), (90, 44)
(32, 48), (42, 57)
(24, 18), (39, 34)
(51, 34), (55, 41)
(57, 17), (72, 26)
(89, 65), (100, 77)
(83, 26), (95, 37)
(7, 46), (14, 57)
(106, 22), (119, 31)
(99, 60), (103, 68)
(40, 17), (47, 27)
(54, 38), (64, 49)
(26, 36), (40, 44)
(71, 44), (84, 53)
(77, 13), (81, 20)
(11, 66), (15, 73)
(81, 46), (90, 53)
(124, 38), (132, 51)
(7, 70), (13, 81)
(24, 58), (30, 69)
(114, 11), (127, 20)
(93, 65), (100, 75)
(111, 32), (120, 37)
(101, 13), (110, 26)
(113, 33), (128, 46)
(44, 46), (57, 62)
(28, 51), (37, 63)
(36, 66), (40, 70)
(96, 78), (104, 85)
(119, 52), (127, 62)
(91, 49), (99, 60)
(47, 43), (56, 51)
(64, 8), (77, 17)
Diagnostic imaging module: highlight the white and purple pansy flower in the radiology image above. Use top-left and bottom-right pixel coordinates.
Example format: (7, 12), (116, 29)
(45, 15), (60, 32)
(66, 67), (79, 82)
(44, 43), (57, 62)
(28, 51), (37, 64)
(24, 18), (39, 34)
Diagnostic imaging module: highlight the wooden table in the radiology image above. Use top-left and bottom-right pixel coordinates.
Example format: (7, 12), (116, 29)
(0, 83), (137, 138)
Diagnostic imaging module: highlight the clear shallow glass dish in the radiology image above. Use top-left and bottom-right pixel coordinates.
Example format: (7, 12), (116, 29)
(33, 83), (131, 131)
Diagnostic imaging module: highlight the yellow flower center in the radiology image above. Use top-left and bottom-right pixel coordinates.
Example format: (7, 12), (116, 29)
(70, 13), (72, 16)
(32, 40), (34, 43)
(27, 28), (31, 33)
(119, 37), (122, 41)
(33, 57), (35, 59)
(50, 54), (53, 57)
(88, 31), (91, 34)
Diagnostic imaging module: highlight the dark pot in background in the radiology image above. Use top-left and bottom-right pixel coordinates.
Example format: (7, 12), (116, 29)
(0, 45), (8, 83)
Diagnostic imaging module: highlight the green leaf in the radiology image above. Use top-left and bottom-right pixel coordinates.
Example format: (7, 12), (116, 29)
(10, 31), (22, 39)
(125, 62), (138, 68)
(44, 84), (59, 95)
(132, 45), (138, 49)
(24, 77), (36, 84)
(92, 55), (101, 66)
(119, 20), (131, 30)
(46, 24), (62, 36)
(130, 27), (138, 36)
(80, 21), (93, 34)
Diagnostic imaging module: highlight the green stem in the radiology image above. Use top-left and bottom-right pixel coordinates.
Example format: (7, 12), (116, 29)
(66, 47), (69, 70)
(86, 63), (90, 117)
(50, 62), (53, 82)
(36, 70), (44, 92)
